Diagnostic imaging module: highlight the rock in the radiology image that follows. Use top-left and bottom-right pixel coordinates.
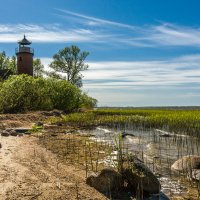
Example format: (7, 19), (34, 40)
(10, 130), (18, 136)
(159, 134), (172, 138)
(1, 130), (10, 137)
(189, 169), (200, 181)
(35, 121), (43, 126)
(51, 134), (57, 137)
(41, 110), (65, 117)
(24, 131), (31, 135)
(5, 128), (12, 132)
(147, 192), (170, 200)
(57, 123), (63, 126)
(86, 168), (122, 193)
(0, 143), (2, 148)
(122, 132), (135, 138)
(14, 128), (32, 133)
(123, 157), (160, 196)
(17, 133), (24, 137)
(171, 155), (200, 172)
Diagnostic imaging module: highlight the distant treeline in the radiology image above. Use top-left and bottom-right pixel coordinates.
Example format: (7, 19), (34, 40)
(98, 106), (200, 110)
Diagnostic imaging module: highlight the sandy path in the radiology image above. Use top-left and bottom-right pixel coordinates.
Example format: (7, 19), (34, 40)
(0, 135), (107, 200)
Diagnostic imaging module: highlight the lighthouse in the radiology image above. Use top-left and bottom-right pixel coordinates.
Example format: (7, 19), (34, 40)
(16, 35), (34, 76)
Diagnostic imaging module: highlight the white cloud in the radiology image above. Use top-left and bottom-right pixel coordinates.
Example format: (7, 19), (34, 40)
(56, 9), (137, 30)
(148, 24), (200, 46)
(39, 54), (200, 90)
(39, 54), (200, 106)
(0, 24), (107, 43)
(56, 9), (200, 48)
(1, 19), (200, 48)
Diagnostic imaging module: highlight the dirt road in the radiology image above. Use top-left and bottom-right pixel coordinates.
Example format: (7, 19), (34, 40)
(0, 135), (107, 200)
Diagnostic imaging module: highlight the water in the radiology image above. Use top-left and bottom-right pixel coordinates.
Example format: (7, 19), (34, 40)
(83, 126), (200, 198)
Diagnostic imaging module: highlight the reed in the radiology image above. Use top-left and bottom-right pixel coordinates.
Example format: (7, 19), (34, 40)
(48, 109), (200, 138)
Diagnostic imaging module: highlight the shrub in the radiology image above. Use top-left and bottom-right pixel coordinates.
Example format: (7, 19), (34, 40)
(0, 75), (96, 113)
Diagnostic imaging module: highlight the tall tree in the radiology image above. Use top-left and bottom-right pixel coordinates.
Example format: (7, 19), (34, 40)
(49, 45), (89, 87)
(9, 56), (17, 73)
(33, 58), (45, 77)
(0, 52), (16, 79)
(0, 51), (9, 70)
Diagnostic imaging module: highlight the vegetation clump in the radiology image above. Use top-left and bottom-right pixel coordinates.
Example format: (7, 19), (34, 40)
(49, 109), (200, 137)
(0, 75), (97, 113)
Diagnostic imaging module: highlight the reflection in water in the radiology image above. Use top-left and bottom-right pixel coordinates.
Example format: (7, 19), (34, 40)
(85, 126), (200, 198)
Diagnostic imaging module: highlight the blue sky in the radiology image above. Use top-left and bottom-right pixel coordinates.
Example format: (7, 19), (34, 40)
(1, 0), (200, 106)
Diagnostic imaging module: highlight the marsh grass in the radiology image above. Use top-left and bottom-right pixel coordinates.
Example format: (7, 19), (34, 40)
(48, 109), (200, 138)
(44, 108), (200, 199)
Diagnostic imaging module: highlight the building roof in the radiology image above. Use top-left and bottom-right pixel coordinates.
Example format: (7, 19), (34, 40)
(18, 35), (31, 45)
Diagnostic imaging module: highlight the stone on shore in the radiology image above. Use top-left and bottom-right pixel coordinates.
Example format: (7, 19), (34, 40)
(86, 168), (122, 193)
(10, 130), (18, 136)
(171, 155), (200, 172)
(190, 169), (200, 181)
(1, 130), (10, 137)
(123, 157), (161, 195)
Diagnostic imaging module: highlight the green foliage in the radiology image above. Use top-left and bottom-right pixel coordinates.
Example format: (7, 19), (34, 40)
(80, 93), (97, 109)
(50, 109), (200, 137)
(0, 51), (10, 70)
(30, 125), (43, 133)
(33, 58), (45, 77)
(49, 45), (89, 87)
(0, 75), (96, 113)
(0, 52), (16, 79)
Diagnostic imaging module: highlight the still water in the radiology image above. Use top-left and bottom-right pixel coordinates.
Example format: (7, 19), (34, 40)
(84, 125), (200, 198)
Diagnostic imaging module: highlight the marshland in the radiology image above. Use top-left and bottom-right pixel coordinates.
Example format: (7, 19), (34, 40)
(1, 107), (200, 199)
(41, 108), (200, 199)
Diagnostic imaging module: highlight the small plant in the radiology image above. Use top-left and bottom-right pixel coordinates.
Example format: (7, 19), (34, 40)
(30, 125), (43, 133)
(114, 132), (123, 173)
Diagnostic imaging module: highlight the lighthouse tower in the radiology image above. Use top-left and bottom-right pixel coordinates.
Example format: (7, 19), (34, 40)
(16, 35), (34, 76)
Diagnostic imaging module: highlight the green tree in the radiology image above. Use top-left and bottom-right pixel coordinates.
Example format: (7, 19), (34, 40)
(0, 52), (16, 79)
(33, 58), (44, 77)
(49, 45), (89, 87)
(0, 51), (9, 70)
(9, 56), (17, 73)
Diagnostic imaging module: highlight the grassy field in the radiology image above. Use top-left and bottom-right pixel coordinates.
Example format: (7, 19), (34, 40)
(48, 108), (200, 138)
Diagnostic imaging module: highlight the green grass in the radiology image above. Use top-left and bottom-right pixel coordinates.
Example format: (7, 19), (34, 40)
(48, 109), (200, 137)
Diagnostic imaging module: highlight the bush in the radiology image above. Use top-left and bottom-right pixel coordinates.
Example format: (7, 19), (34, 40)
(0, 75), (97, 113)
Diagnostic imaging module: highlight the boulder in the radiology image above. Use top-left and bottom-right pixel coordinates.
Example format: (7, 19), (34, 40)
(123, 157), (160, 195)
(10, 130), (18, 136)
(86, 168), (122, 193)
(1, 130), (10, 137)
(190, 169), (200, 181)
(171, 155), (200, 172)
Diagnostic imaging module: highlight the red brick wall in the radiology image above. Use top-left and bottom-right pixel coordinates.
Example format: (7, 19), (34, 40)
(17, 52), (33, 76)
